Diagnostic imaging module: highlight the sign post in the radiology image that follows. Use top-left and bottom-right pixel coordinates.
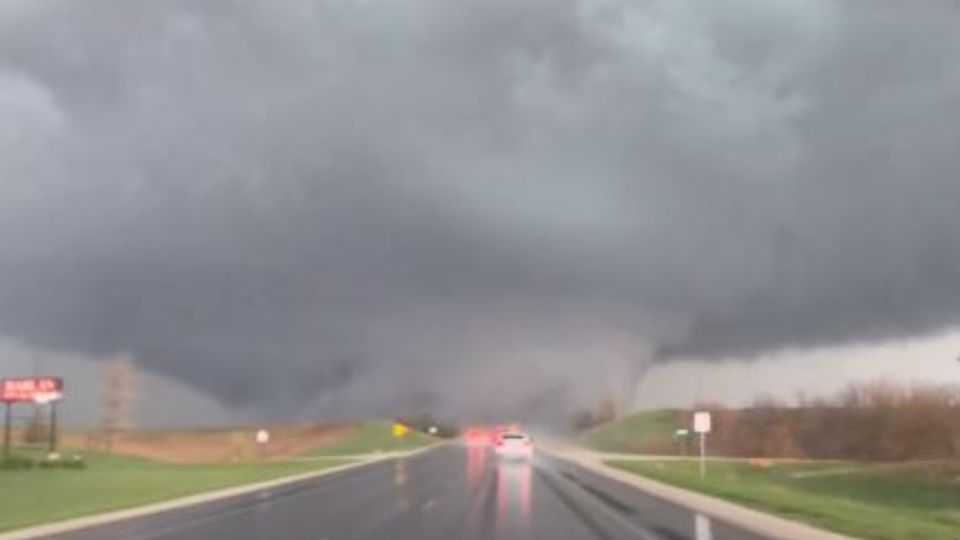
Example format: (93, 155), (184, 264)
(693, 411), (711, 479)
(674, 428), (689, 456)
(49, 401), (58, 455)
(255, 429), (270, 460)
(3, 402), (10, 460)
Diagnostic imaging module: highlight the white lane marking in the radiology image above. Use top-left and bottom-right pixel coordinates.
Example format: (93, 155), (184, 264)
(696, 513), (714, 540)
(534, 460), (662, 540)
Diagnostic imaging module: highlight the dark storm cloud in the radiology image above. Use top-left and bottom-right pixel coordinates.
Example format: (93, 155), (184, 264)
(1, 0), (959, 418)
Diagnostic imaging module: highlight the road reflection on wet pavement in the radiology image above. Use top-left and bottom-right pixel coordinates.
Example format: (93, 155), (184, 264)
(49, 444), (771, 540)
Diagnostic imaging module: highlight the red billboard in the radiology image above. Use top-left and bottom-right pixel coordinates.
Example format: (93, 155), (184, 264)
(1, 377), (64, 403)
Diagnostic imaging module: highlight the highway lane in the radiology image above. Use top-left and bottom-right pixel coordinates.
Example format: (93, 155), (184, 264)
(45, 445), (772, 540)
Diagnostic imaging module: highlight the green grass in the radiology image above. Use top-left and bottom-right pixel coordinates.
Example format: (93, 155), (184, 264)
(580, 410), (681, 453)
(307, 420), (437, 456)
(608, 459), (960, 540)
(0, 451), (346, 532)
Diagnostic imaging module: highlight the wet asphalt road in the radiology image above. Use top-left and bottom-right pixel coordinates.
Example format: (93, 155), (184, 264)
(45, 445), (771, 540)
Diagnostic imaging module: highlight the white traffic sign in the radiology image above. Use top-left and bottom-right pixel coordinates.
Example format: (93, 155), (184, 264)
(32, 392), (62, 405)
(255, 429), (270, 445)
(693, 412), (711, 434)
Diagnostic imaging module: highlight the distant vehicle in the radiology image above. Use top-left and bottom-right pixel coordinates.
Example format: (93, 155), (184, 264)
(491, 423), (520, 441)
(493, 431), (533, 460)
(464, 427), (492, 447)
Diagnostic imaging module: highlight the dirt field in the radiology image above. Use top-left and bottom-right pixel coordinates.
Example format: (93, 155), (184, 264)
(57, 423), (359, 463)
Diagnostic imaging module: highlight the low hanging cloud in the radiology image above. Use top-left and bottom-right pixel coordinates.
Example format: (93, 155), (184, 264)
(0, 0), (959, 419)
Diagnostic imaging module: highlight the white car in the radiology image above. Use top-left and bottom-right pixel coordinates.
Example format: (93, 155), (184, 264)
(494, 432), (534, 460)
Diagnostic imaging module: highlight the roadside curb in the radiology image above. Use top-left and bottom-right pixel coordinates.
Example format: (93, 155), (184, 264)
(546, 446), (859, 540)
(0, 442), (446, 540)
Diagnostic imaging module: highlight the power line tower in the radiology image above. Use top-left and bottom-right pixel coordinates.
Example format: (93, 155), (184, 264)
(99, 353), (138, 451)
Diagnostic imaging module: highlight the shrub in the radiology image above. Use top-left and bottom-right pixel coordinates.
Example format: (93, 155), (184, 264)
(38, 454), (86, 470)
(695, 380), (960, 461)
(0, 455), (35, 470)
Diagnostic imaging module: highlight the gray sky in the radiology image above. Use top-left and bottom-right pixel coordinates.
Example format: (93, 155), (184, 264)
(1, 0), (959, 424)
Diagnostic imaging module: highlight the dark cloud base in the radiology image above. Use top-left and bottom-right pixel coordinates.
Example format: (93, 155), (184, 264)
(1, 0), (959, 420)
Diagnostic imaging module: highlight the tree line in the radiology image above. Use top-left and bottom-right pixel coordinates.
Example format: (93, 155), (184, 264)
(692, 380), (960, 461)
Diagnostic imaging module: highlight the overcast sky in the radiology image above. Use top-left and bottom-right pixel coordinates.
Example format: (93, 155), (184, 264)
(1, 0), (959, 424)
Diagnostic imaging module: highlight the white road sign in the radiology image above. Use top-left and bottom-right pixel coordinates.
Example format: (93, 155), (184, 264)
(693, 411), (711, 434)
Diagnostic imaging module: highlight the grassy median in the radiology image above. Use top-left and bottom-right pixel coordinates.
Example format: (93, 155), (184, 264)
(581, 410), (679, 453)
(608, 459), (960, 540)
(307, 420), (437, 456)
(0, 452), (345, 532)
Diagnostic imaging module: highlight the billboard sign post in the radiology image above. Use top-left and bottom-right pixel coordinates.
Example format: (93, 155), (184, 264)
(2, 402), (10, 460)
(693, 411), (711, 479)
(1, 377), (65, 458)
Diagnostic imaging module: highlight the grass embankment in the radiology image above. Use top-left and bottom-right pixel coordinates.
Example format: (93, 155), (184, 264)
(608, 459), (960, 540)
(0, 451), (344, 533)
(580, 410), (680, 453)
(307, 420), (437, 456)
